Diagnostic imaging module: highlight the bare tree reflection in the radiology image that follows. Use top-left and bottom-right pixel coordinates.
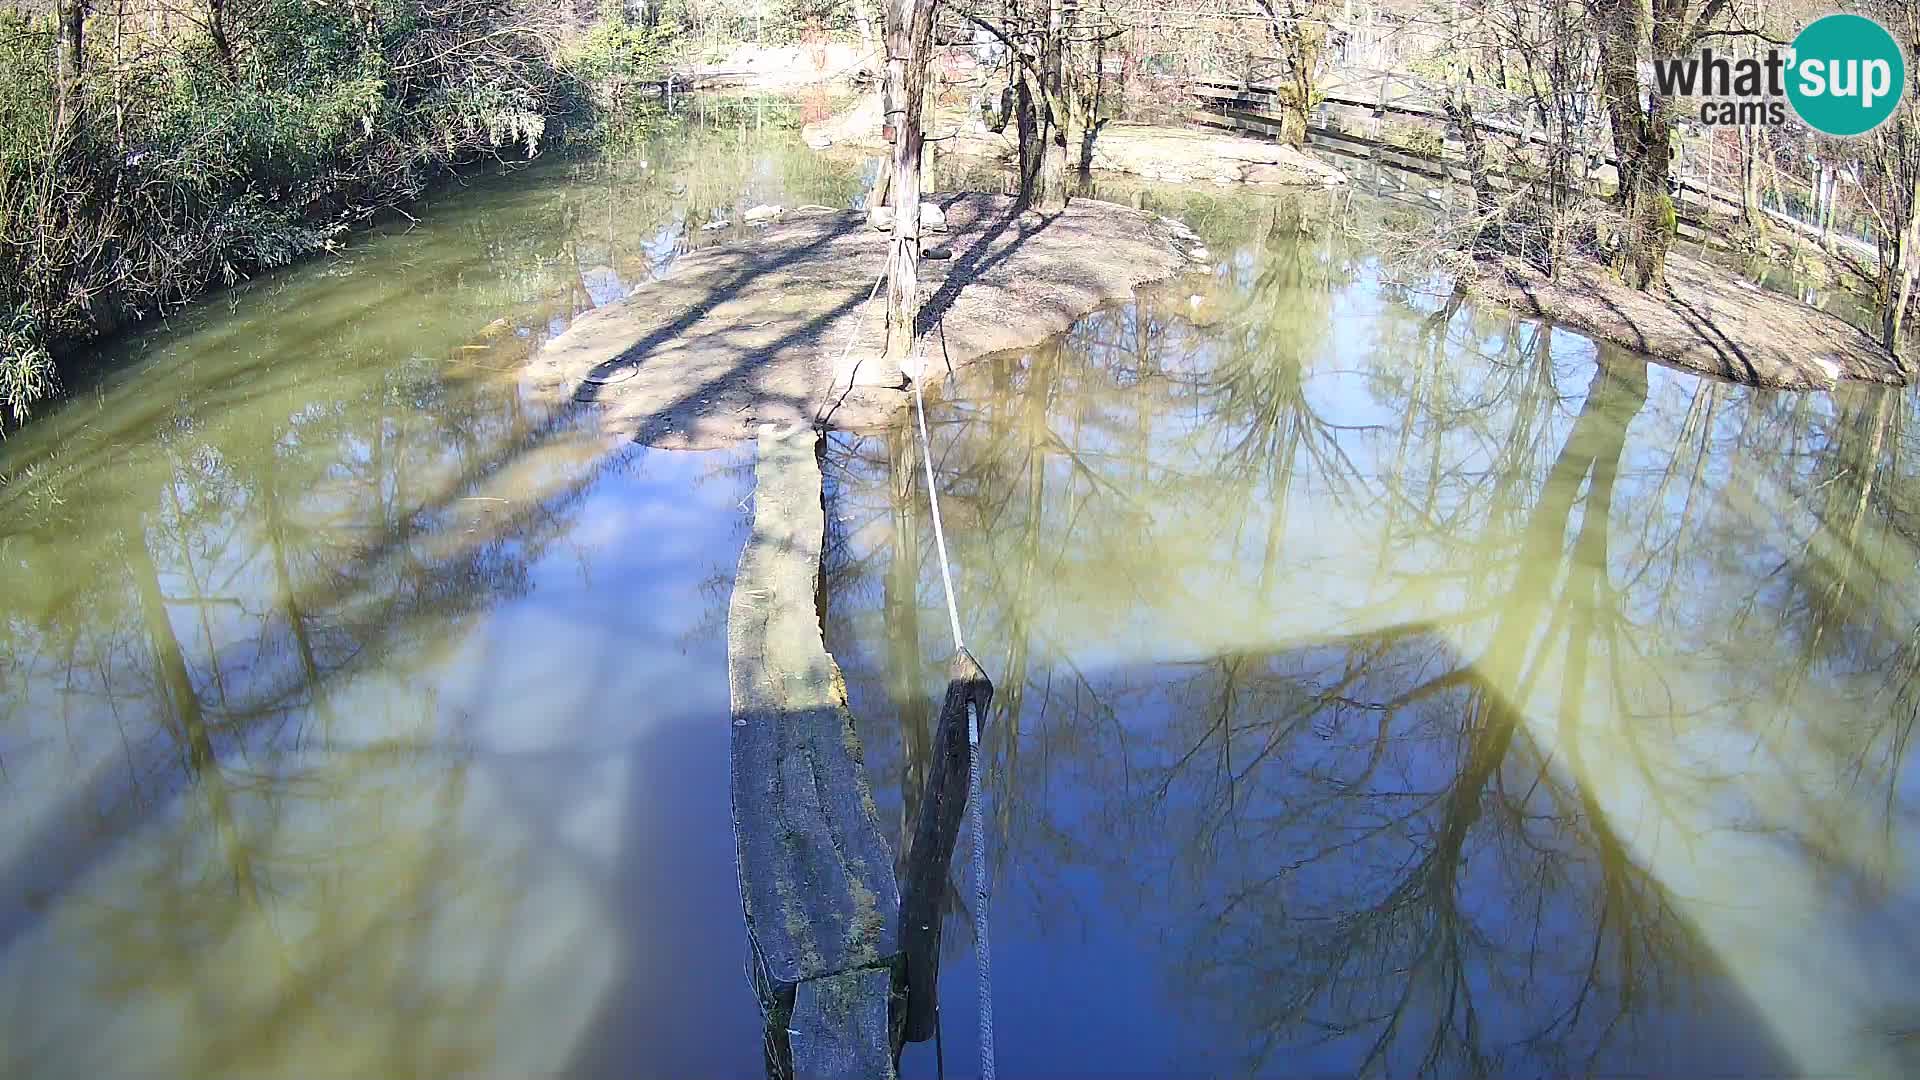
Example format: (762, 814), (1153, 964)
(0, 129), (763, 1075)
(822, 182), (1920, 1075)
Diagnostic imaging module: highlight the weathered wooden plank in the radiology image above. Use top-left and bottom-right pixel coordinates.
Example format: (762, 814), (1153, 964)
(729, 423), (902, 988)
(897, 650), (994, 1044)
(789, 969), (898, 1080)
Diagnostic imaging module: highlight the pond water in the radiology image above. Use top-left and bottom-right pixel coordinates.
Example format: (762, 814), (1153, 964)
(1, 104), (1916, 1079)
(824, 191), (1920, 1077)
(0, 109), (848, 1077)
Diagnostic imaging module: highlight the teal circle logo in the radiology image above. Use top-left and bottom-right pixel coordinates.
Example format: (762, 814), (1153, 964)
(1787, 14), (1907, 137)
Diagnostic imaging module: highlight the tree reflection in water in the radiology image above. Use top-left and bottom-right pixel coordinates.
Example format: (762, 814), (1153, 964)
(825, 189), (1920, 1077)
(0, 115), (814, 1078)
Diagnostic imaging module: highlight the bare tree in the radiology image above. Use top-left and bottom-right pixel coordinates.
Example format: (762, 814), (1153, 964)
(1856, 0), (1920, 349)
(1583, 0), (1736, 289)
(1252, 0), (1334, 146)
(883, 0), (940, 367)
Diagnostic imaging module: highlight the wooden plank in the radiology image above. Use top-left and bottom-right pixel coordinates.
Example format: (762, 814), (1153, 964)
(897, 650), (994, 1044)
(729, 421), (901, 985)
(790, 969), (898, 1080)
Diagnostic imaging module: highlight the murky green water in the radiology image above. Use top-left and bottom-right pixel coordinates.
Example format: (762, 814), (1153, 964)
(0, 109), (862, 1077)
(825, 189), (1920, 1078)
(2, 105), (1917, 1079)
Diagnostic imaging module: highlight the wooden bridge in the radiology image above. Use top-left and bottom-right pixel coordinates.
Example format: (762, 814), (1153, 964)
(728, 424), (993, 1080)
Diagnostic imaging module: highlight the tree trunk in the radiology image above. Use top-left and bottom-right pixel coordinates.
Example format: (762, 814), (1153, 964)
(1279, 103), (1309, 146)
(1033, 0), (1070, 211)
(1820, 164), (1838, 253)
(1261, 0), (1325, 147)
(1036, 134), (1068, 211)
(1616, 161), (1677, 289)
(1442, 91), (1497, 251)
(883, 0), (938, 376)
(56, 0), (85, 118)
(1073, 41), (1106, 183)
(1014, 67), (1045, 208)
(207, 0), (237, 76)
(1591, 0), (1674, 289)
(1761, 130), (1789, 231)
(1739, 125), (1770, 241)
(1881, 203), (1919, 350)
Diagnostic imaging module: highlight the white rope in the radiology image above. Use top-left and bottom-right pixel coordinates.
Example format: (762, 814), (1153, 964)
(964, 697), (995, 1080)
(825, 243), (994, 1080)
(906, 307), (993, 1080)
(911, 362), (965, 655)
(823, 270), (891, 403)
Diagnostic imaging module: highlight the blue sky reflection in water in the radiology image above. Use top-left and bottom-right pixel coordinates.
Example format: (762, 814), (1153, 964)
(0, 118), (838, 1076)
(825, 189), (1920, 1078)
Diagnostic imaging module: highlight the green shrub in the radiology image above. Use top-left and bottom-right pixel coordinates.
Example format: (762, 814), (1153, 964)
(568, 3), (678, 86)
(0, 308), (55, 426)
(0, 0), (601, 425)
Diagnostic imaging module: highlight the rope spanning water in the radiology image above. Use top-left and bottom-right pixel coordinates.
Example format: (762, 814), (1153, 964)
(911, 356), (965, 656)
(908, 321), (996, 1080)
(835, 259), (995, 1079)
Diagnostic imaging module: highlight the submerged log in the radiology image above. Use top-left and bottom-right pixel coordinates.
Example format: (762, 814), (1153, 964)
(729, 423), (902, 1080)
(897, 650), (994, 1045)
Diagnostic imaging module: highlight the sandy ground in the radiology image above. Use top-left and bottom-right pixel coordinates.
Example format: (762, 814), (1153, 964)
(803, 93), (1348, 187)
(1469, 251), (1909, 389)
(690, 42), (878, 90)
(522, 194), (1205, 449)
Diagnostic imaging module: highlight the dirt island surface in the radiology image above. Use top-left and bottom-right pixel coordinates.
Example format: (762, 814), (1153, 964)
(1468, 250), (1909, 390)
(522, 193), (1206, 449)
(803, 92), (1349, 188)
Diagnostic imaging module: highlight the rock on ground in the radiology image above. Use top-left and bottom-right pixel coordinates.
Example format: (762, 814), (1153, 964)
(1470, 251), (1909, 389)
(802, 93), (1346, 187)
(522, 194), (1206, 449)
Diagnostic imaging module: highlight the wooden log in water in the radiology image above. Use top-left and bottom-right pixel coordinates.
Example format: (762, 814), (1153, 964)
(897, 649), (994, 1045)
(729, 423), (902, 1080)
(791, 969), (897, 1080)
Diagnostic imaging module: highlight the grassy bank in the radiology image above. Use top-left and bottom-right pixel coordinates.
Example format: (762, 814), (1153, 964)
(0, 0), (680, 425)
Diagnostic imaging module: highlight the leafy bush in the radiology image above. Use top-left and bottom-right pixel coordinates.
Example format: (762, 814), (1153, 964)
(0, 308), (55, 426)
(0, 0), (608, 426)
(568, 2), (679, 86)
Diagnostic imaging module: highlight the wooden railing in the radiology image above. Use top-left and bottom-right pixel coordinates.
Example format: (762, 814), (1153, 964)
(1187, 70), (1875, 263)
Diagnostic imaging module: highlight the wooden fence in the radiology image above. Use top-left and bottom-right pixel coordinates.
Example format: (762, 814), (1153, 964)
(1189, 70), (1875, 263)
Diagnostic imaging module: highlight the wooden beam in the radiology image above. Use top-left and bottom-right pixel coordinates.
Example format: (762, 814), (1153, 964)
(897, 649), (994, 1045)
(729, 425), (903, 1080)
